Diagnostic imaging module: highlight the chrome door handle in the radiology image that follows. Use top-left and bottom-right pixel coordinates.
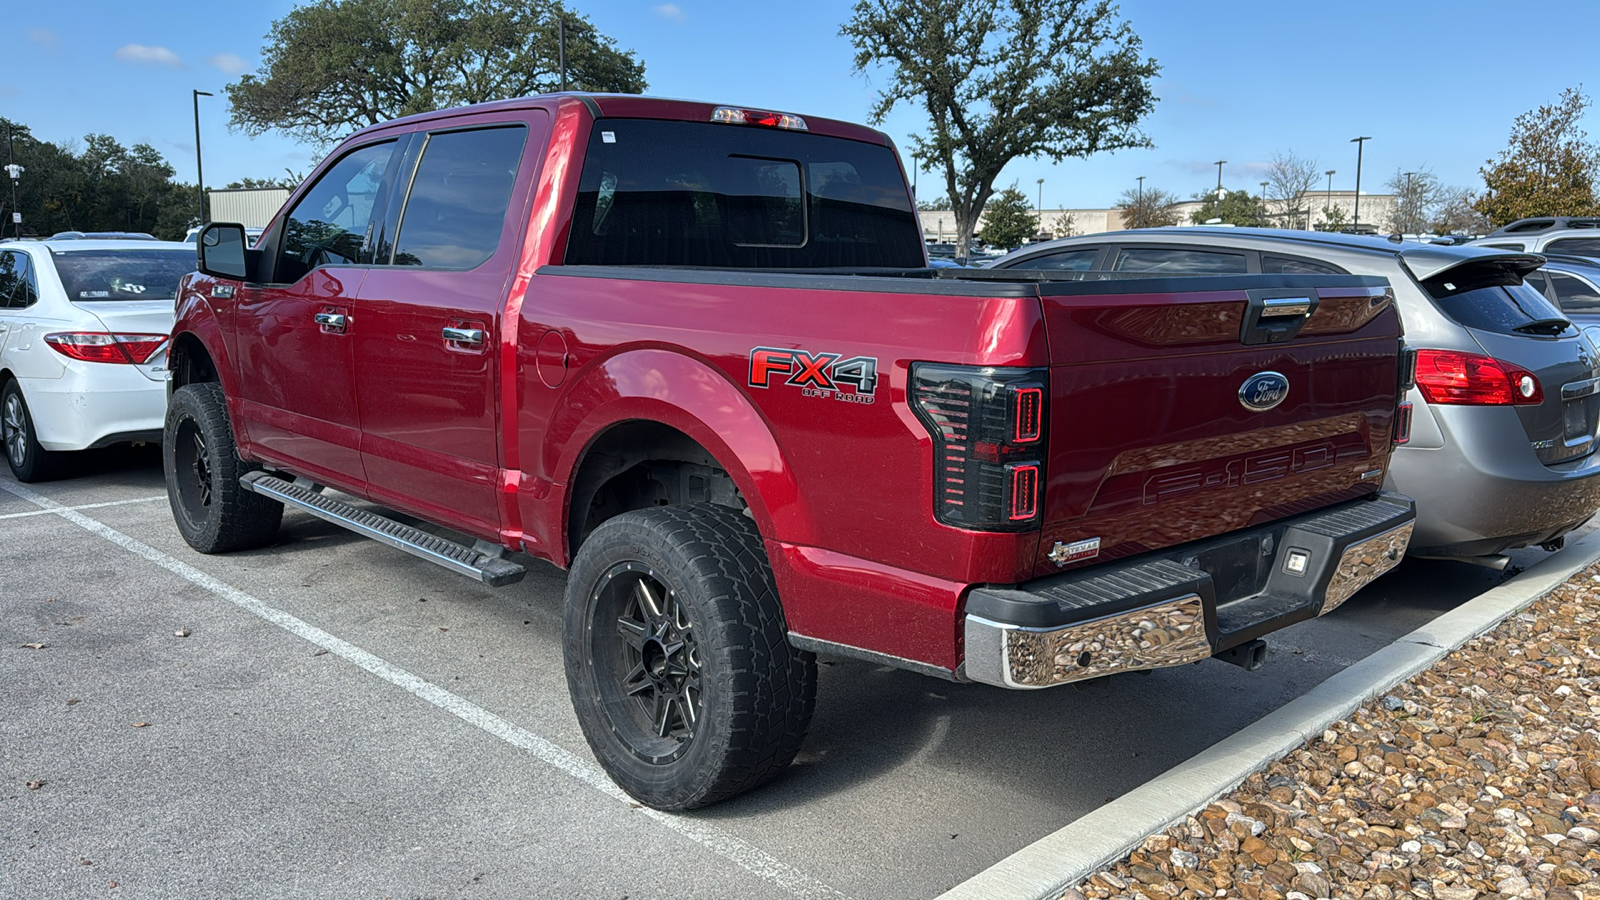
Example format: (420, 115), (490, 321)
(442, 326), (485, 346)
(314, 313), (347, 329)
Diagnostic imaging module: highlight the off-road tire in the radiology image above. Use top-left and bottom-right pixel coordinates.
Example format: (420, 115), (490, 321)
(564, 504), (817, 810)
(164, 383), (282, 553)
(1, 380), (65, 482)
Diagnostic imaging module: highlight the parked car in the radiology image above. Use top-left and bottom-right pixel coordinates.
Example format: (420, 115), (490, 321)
(167, 95), (1413, 810)
(0, 238), (190, 481)
(1470, 216), (1600, 259)
(47, 231), (159, 241)
(989, 228), (1600, 565)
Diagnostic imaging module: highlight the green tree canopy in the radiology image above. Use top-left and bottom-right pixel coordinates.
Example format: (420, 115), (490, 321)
(228, 0), (648, 147)
(0, 119), (195, 239)
(1190, 188), (1267, 227)
(843, 0), (1158, 255)
(978, 183), (1039, 250)
(1117, 184), (1180, 228)
(1475, 87), (1600, 225)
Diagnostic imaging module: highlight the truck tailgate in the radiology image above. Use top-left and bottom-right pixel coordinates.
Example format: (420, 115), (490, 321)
(1033, 275), (1401, 577)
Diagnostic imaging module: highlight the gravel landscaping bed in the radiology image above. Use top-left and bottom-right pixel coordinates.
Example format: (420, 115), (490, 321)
(1060, 564), (1600, 900)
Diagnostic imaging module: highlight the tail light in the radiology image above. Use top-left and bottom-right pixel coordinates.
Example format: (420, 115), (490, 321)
(44, 332), (168, 365)
(1414, 349), (1542, 406)
(910, 363), (1046, 531)
(1393, 345), (1416, 444)
(1392, 402), (1413, 444)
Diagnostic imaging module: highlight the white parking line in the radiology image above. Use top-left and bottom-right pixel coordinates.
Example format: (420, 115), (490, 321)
(0, 494), (166, 521)
(0, 479), (849, 900)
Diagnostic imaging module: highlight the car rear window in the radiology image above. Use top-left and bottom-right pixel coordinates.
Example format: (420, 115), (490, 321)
(52, 249), (196, 302)
(1421, 262), (1571, 336)
(563, 119), (923, 268)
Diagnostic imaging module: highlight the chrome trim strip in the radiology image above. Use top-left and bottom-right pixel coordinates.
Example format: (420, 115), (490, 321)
(1318, 522), (1413, 616)
(785, 633), (960, 682)
(965, 594), (1211, 690)
(1562, 377), (1600, 400)
(1260, 297), (1312, 317)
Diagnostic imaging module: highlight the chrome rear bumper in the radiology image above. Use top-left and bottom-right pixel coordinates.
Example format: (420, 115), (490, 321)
(962, 494), (1414, 689)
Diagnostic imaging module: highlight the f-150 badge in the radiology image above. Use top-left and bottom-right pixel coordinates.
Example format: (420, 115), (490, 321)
(748, 347), (878, 404)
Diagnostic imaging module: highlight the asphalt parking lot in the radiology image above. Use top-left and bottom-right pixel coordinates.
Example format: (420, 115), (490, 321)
(1, 451), (1575, 899)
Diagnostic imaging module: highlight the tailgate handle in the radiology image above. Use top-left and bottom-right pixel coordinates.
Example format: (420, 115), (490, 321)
(1240, 291), (1319, 346)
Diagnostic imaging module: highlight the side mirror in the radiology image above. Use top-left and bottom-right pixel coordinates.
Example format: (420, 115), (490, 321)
(196, 223), (255, 281)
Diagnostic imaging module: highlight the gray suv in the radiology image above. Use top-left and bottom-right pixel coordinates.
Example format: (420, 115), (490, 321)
(1470, 217), (1600, 258)
(989, 228), (1600, 565)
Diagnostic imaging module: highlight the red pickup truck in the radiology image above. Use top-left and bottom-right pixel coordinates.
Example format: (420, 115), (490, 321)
(167, 94), (1415, 810)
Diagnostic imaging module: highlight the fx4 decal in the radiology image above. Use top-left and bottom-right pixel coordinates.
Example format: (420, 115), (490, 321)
(748, 347), (879, 405)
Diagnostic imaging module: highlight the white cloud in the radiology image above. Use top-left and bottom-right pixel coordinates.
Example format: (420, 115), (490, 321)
(653, 4), (685, 20)
(207, 53), (249, 75)
(0, 85), (18, 98)
(28, 29), (57, 48)
(115, 44), (183, 68)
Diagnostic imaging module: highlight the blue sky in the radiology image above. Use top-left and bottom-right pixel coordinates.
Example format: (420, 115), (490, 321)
(4, 1), (1598, 209)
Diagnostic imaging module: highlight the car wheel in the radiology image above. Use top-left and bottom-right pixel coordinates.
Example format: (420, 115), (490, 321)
(2, 380), (65, 482)
(164, 382), (282, 553)
(564, 504), (816, 810)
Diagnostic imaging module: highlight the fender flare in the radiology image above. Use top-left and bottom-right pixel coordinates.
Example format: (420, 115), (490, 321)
(543, 347), (813, 562)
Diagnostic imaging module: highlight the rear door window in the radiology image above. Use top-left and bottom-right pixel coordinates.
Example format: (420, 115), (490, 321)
(0, 251), (38, 308)
(277, 140), (397, 283)
(1549, 271), (1600, 314)
(1262, 254), (1342, 275)
(390, 126), (526, 269)
(1013, 248), (1099, 271)
(1422, 264), (1572, 336)
(1112, 246), (1249, 274)
(1546, 237), (1600, 257)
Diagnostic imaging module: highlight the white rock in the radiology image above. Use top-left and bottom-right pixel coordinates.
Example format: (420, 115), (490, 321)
(1567, 825), (1600, 844)
(1169, 848), (1199, 869)
(1496, 875), (1530, 894)
(1542, 833), (1567, 846)
(1401, 840), (1423, 854)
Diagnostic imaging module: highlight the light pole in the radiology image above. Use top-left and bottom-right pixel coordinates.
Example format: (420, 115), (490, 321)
(5, 125), (20, 240)
(1260, 181), (1270, 225)
(1324, 170), (1335, 231)
(1036, 177), (1044, 237)
(1136, 175), (1145, 228)
(1403, 171), (1418, 233)
(1214, 160), (1226, 195)
(193, 89), (213, 225)
(910, 152), (919, 198)
(1350, 136), (1371, 230)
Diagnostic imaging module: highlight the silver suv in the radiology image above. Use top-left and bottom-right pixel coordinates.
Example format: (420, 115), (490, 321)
(1470, 217), (1600, 258)
(989, 228), (1600, 565)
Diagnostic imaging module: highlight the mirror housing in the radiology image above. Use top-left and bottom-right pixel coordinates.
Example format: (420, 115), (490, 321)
(196, 222), (259, 282)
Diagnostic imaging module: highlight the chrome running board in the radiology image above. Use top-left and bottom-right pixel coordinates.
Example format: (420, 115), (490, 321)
(240, 471), (526, 587)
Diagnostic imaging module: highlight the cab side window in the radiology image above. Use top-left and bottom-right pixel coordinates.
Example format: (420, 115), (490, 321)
(390, 126), (526, 269)
(0, 252), (38, 309)
(277, 140), (397, 283)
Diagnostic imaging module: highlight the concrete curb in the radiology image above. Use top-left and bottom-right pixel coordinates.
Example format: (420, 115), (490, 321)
(936, 531), (1600, 900)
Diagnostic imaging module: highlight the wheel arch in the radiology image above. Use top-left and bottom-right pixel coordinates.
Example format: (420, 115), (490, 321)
(546, 348), (813, 565)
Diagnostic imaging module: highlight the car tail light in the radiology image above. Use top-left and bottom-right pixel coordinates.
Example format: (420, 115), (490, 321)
(44, 332), (168, 365)
(1413, 349), (1542, 406)
(910, 363), (1046, 531)
(710, 107), (808, 131)
(1392, 402), (1413, 444)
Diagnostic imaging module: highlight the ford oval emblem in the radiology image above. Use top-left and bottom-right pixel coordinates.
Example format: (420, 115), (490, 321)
(1239, 371), (1289, 412)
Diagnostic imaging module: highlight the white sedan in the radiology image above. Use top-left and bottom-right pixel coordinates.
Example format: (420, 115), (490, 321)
(0, 238), (193, 481)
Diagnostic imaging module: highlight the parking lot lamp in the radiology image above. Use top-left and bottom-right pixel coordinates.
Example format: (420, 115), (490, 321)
(5, 126), (20, 240)
(1036, 177), (1044, 235)
(1324, 170), (1335, 230)
(1350, 137), (1371, 229)
(1214, 160), (1226, 195)
(193, 90), (214, 225)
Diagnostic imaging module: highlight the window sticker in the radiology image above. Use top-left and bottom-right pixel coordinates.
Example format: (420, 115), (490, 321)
(601, 131), (616, 144)
(81, 290), (110, 298)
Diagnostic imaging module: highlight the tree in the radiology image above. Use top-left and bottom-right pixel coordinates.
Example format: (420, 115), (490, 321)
(1385, 168), (1444, 234)
(1050, 208), (1078, 238)
(843, 0), (1158, 256)
(228, 0), (648, 147)
(1475, 87), (1600, 226)
(1265, 151), (1320, 230)
(1319, 203), (1348, 233)
(225, 173), (301, 191)
(978, 183), (1038, 249)
(1116, 185), (1180, 228)
(1190, 188), (1266, 227)
(1431, 187), (1491, 236)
